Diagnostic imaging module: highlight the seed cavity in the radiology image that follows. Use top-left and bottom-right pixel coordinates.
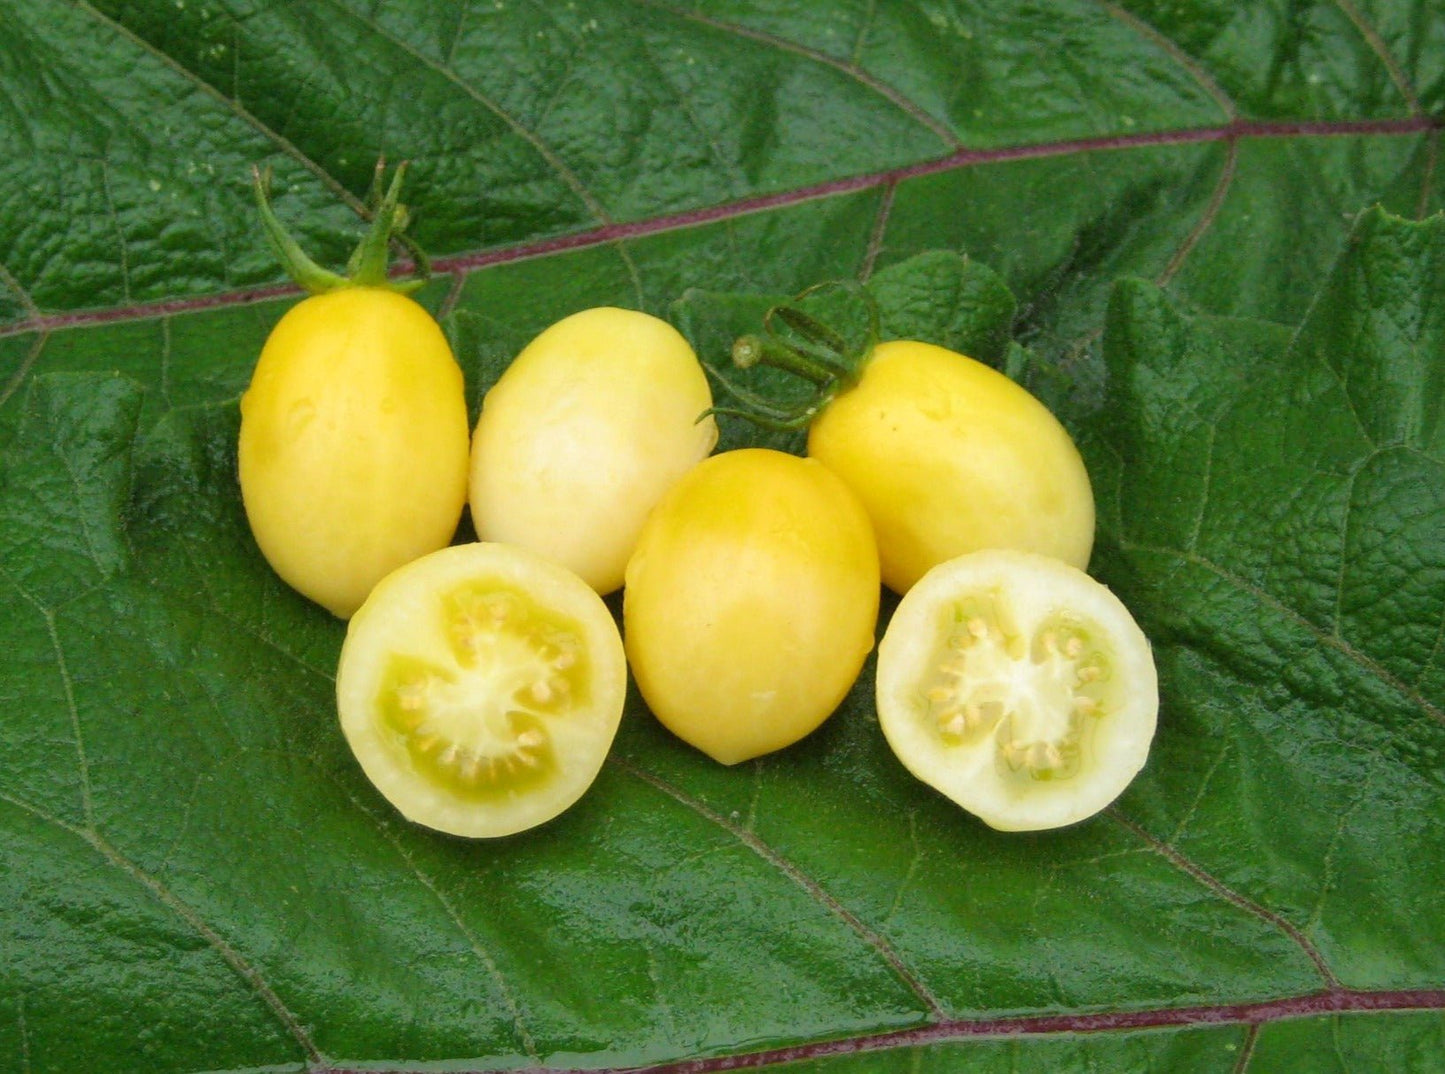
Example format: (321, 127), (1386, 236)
(525, 675), (571, 708)
(402, 708), (556, 799)
(998, 722), (1082, 780)
(915, 594), (1120, 782)
(371, 580), (597, 799)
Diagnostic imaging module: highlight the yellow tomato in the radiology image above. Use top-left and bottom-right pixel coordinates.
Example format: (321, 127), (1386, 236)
(239, 287), (470, 618)
(623, 448), (880, 764)
(469, 307), (717, 595)
(807, 341), (1095, 594)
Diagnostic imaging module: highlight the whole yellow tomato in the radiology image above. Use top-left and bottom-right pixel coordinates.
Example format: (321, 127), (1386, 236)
(239, 287), (470, 618)
(623, 448), (879, 764)
(238, 162), (470, 618)
(469, 307), (717, 595)
(808, 340), (1094, 594)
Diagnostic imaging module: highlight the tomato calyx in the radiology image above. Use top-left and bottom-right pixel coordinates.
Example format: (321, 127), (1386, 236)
(703, 280), (880, 430)
(252, 156), (431, 295)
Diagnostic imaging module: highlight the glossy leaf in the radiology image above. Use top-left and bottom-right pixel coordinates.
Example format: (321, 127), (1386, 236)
(1, 2), (1442, 1071)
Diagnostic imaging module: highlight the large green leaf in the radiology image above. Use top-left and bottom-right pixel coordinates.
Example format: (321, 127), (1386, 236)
(1, 2), (1442, 1071)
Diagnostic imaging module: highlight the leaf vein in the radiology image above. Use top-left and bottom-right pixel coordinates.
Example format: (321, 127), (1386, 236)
(320, 0), (611, 225)
(1122, 539), (1445, 728)
(1303, 758), (1379, 938)
(849, 0), (878, 71)
(1159, 137), (1240, 288)
(1413, 592), (1445, 695)
(1166, 732), (1232, 846)
(859, 179), (898, 283)
(443, 0), (473, 70)
(632, 0), (962, 152)
(368, 814), (542, 1062)
(881, 810), (923, 927)
(98, 160), (134, 304)
(0, 257), (40, 321)
(74, 1), (364, 216)
(1108, 807), (1340, 988)
(170, 542), (338, 685)
(616, 758), (946, 1018)
(1333, 0), (1422, 115)
(239, 989), (1445, 1071)
(44, 604), (94, 830)
(1330, 451), (1375, 643)
(1232, 1023), (1261, 1074)
(636, 34), (751, 198)
(1, 118), (1437, 342)
(0, 790), (321, 1066)
(16, 991), (30, 1074)
(0, 331), (48, 412)
(1419, 127), (1441, 220)
(1186, 422), (1219, 553)
(1096, 0), (1238, 121)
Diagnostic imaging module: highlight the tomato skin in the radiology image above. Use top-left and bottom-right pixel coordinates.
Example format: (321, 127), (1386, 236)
(623, 448), (879, 764)
(469, 307), (718, 595)
(807, 341), (1094, 594)
(238, 287), (470, 618)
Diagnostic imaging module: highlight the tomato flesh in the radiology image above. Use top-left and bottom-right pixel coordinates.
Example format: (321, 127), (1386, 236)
(336, 542), (626, 837)
(876, 549), (1156, 831)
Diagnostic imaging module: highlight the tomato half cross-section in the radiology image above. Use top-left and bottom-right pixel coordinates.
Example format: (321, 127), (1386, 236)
(876, 550), (1157, 831)
(336, 542), (627, 838)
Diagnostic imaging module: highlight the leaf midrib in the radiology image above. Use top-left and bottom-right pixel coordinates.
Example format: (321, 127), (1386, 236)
(0, 114), (1437, 343)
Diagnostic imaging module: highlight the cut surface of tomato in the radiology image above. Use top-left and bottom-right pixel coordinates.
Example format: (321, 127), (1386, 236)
(876, 550), (1157, 831)
(336, 542), (626, 837)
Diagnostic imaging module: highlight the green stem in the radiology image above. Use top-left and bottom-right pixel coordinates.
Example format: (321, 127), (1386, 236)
(731, 334), (845, 384)
(252, 166), (349, 294)
(253, 158), (429, 295)
(701, 403), (823, 432)
(349, 161), (412, 288)
(703, 281), (880, 431)
(768, 304), (848, 356)
(701, 362), (812, 421)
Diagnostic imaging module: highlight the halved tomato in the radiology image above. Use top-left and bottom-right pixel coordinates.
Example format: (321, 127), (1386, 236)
(876, 550), (1157, 831)
(336, 542), (626, 837)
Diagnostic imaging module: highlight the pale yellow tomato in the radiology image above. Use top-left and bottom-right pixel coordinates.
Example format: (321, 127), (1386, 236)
(807, 340), (1095, 594)
(239, 287), (470, 618)
(623, 448), (880, 764)
(876, 549), (1157, 831)
(469, 307), (718, 595)
(337, 542), (627, 838)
